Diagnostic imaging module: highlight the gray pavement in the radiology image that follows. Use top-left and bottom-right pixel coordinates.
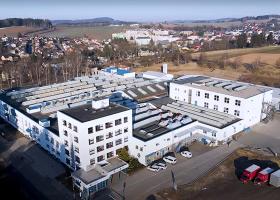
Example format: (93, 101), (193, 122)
(238, 113), (280, 153)
(112, 141), (243, 200)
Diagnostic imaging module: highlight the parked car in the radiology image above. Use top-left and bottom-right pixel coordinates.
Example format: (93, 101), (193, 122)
(147, 164), (161, 172)
(155, 162), (167, 170)
(240, 164), (261, 184)
(163, 155), (177, 164)
(181, 151), (192, 158)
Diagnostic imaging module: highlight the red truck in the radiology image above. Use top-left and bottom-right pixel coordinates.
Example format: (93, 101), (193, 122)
(254, 167), (275, 185)
(240, 164), (261, 184)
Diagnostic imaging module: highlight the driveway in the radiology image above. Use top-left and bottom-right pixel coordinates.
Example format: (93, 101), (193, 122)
(238, 113), (280, 153)
(111, 141), (243, 200)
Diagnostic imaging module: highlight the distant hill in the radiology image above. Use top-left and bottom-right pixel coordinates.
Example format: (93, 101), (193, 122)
(52, 17), (133, 26)
(169, 14), (280, 24)
(0, 18), (52, 28)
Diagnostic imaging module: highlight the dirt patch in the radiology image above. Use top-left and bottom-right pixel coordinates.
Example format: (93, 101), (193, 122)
(191, 46), (280, 60)
(230, 53), (280, 66)
(158, 148), (280, 200)
(38, 25), (130, 40)
(133, 62), (245, 80)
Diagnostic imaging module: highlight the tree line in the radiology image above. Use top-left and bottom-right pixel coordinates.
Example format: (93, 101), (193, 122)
(0, 18), (52, 28)
(202, 32), (276, 51)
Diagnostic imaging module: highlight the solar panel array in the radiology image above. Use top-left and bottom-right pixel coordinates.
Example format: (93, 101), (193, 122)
(160, 100), (238, 128)
(192, 78), (249, 93)
(133, 102), (193, 138)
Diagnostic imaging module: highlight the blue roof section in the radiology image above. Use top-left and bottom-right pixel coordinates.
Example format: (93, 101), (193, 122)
(104, 67), (131, 75)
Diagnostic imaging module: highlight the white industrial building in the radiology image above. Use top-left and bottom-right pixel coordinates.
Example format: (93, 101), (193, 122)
(128, 76), (277, 166)
(170, 76), (273, 127)
(0, 72), (169, 197)
(0, 71), (279, 193)
(112, 29), (180, 46)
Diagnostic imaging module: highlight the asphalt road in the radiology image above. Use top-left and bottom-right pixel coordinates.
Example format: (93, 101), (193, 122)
(111, 141), (244, 200)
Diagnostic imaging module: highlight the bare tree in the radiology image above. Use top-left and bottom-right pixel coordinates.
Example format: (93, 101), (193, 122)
(197, 52), (208, 67)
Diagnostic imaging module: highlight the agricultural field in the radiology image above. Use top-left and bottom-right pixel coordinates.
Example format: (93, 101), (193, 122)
(133, 46), (280, 87)
(158, 148), (280, 200)
(192, 46), (280, 60)
(37, 25), (130, 40)
(172, 19), (272, 28)
(0, 26), (40, 37)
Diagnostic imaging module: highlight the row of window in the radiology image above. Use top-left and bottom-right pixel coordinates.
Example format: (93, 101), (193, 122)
(88, 128), (128, 145)
(88, 117), (128, 134)
(194, 90), (241, 105)
(62, 120), (78, 132)
(202, 92), (241, 106)
(90, 152), (114, 165)
(203, 103), (240, 116)
(65, 150), (116, 166)
(63, 127), (128, 145)
(66, 138), (126, 157)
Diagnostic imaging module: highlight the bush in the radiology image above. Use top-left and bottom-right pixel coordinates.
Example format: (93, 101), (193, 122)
(128, 158), (143, 173)
(117, 148), (144, 173)
(117, 148), (130, 163)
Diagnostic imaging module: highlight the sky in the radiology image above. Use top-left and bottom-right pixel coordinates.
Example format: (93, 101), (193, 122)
(1, 0), (280, 21)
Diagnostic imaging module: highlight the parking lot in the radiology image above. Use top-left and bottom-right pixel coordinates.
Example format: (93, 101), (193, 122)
(110, 140), (241, 200)
(158, 148), (280, 200)
(146, 142), (215, 172)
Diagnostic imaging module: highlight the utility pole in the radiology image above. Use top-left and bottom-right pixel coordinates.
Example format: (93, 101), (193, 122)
(171, 170), (177, 191)
(122, 181), (126, 200)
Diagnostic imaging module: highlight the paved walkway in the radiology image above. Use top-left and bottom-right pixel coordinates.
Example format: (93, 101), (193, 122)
(0, 136), (73, 200)
(112, 141), (244, 200)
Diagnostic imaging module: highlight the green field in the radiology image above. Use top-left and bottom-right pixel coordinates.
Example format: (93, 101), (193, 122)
(38, 25), (130, 40)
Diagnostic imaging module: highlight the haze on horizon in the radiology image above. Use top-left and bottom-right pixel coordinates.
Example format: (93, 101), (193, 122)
(1, 0), (280, 22)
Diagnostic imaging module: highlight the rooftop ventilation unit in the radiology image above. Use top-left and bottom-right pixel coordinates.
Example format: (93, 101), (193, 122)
(224, 83), (241, 90)
(205, 81), (220, 86)
(39, 118), (50, 127)
(233, 85), (248, 91)
(92, 98), (109, 110)
(214, 82), (231, 88)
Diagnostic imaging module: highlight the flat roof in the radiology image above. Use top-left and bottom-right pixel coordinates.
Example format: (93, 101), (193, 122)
(123, 82), (168, 102)
(159, 100), (241, 129)
(174, 76), (272, 99)
(133, 119), (194, 142)
(0, 90), (60, 135)
(72, 157), (128, 185)
(60, 103), (130, 123)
